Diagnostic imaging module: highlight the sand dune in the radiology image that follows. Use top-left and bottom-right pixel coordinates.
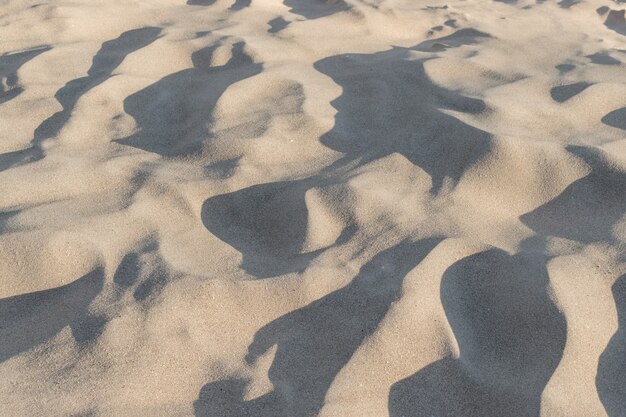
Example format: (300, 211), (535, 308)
(0, 0), (625, 415)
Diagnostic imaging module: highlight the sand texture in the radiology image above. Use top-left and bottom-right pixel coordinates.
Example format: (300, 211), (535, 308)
(0, 0), (625, 415)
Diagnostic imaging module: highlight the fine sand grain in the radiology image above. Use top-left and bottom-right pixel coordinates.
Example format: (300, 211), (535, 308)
(0, 0), (625, 415)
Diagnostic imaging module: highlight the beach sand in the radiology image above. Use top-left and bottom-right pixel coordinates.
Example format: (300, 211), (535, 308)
(0, 0), (625, 415)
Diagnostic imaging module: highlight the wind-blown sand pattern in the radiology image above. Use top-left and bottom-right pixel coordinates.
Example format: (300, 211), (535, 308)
(0, 0), (625, 415)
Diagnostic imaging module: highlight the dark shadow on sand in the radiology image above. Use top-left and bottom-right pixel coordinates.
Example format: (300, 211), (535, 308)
(313, 29), (492, 194)
(194, 238), (442, 417)
(201, 29), (493, 278)
(283, 0), (350, 19)
(115, 42), (262, 157)
(602, 107), (626, 130)
(0, 27), (161, 172)
(113, 240), (171, 302)
(604, 9), (626, 36)
(187, 0), (217, 5)
(202, 178), (330, 278)
(587, 52), (621, 66)
(558, 0), (580, 9)
(0, 268), (105, 363)
(521, 145), (626, 244)
(389, 249), (566, 417)
(268, 17), (289, 33)
(520, 145), (626, 416)
(597, 273), (626, 417)
(0, 45), (51, 105)
(229, 0), (251, 10)
(550, 82), (591, 103)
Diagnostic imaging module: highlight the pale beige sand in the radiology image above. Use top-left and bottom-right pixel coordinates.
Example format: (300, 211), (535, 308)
(0, 0), (625, 415)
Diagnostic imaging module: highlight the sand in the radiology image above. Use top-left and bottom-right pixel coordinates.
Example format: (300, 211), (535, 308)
(0, 0), (625, 415)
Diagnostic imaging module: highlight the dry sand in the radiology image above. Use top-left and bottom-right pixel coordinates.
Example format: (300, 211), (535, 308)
(0, 0), (625, 415)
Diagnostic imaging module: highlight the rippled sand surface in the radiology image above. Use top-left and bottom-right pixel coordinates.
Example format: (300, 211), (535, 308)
(0, 0), (625, 415)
